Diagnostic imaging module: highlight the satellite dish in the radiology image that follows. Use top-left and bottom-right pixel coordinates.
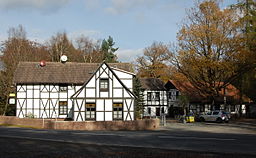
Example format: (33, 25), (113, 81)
(60, 55), (68, 63)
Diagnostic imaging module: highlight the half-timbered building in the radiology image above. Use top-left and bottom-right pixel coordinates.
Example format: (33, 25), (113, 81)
(140, 78), (168, 117)
(13, 61), (135, 121)
(165, 80), (251, 117)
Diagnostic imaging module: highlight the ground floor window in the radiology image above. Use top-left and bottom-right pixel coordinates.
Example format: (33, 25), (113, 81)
(148, 107), (151, 115)
(200, 105), (205, 112)
(161, 107), (165, 114)
(113, 103), (123, 120)
(59, 101), (68, 115)
(231, 105), (235, 112)
(86, 103), (96, 120)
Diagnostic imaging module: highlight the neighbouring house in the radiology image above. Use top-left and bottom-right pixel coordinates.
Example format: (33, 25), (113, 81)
(165, 80), (252, 117)
(13, 61), (135, 121)
(140, 78), (168, 117)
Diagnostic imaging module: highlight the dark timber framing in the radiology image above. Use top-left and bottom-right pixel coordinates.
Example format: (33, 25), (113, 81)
(16, 84), (80, 119)
(71, 62), (135, 121)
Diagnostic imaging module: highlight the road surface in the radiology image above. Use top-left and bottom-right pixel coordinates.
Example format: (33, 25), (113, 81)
(0, 122), (255, 157)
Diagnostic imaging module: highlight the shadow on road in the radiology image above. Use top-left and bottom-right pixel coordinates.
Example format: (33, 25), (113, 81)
(0, 137), (255, 158)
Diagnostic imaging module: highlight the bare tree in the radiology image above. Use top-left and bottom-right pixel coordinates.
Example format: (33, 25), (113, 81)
(0, 25), (50, 115)
(75, 36), (102, 63)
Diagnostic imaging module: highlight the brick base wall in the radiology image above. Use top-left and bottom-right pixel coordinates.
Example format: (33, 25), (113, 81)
(0, 116), (159, 130)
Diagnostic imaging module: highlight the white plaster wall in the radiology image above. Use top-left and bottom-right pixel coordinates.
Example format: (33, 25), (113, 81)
(113, 70), (133, 79)
(96, 112), (104, 121)
(96, 99), (104, 111)
(105, 99), (112, 111)
(113, 89), (122, 97)
(105, 112), (112, 121)
(86, 89), (95, 97)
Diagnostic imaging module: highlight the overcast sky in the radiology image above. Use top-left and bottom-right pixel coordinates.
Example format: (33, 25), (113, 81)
(0, 0), (237, 62)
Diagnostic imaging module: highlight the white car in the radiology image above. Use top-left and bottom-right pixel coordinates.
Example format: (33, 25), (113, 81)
(199, 111), (229, 123)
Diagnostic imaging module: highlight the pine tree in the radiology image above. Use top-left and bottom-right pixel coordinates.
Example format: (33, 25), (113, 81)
(133, 77), (144, 119)
(101, 36), (119, 63)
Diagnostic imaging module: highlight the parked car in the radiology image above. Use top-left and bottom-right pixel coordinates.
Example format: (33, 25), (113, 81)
(199, 111), (229, 123)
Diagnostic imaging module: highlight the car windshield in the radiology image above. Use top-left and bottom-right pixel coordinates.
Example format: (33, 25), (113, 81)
(213, 112), (219, 115)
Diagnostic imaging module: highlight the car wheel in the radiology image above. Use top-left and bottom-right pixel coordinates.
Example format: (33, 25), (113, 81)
(216, 118), (222, 123)
(200, 117), (205, 122)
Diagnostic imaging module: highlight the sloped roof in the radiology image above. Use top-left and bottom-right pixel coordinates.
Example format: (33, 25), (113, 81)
(140, 78), (166, 91)
(13, 62), (133, 84)
(166, 80), (251, 103)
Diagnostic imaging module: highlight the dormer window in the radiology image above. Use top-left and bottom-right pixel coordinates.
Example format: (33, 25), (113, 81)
(100, 78), (109, 92)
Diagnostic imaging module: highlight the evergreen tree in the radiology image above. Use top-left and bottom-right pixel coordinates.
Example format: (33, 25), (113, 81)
(133, 77), (144, 119)
(101, 36), (119, 63)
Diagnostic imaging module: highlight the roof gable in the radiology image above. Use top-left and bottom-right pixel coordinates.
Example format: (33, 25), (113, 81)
(71, 62), (136, 98)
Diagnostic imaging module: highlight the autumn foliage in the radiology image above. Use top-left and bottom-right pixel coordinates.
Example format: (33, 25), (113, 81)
(170, 0), (255, 104)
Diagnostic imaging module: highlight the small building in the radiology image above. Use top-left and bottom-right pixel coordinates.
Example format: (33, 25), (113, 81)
(165, 80), (251, 117)
(140, 78), (168, 117)
(13, 61), (135, 121)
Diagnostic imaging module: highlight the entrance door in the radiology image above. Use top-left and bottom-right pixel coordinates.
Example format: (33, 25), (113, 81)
(156, 108), (160, 116)
(168, 105), (174, 118)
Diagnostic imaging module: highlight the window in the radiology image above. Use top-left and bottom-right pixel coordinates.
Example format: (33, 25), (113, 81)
(113, 103), (123, 120)
(59, 101), (68, 115)
(100, 78), (109, 91)
(207, 112), (212, 115)
(200, 105), (205, 112)
(148, 107), (151, 115)
(59, 85), (68, 92)
(231, 105), (235, 112)
(213, 111), (219, 115)
(155, 92), (160, 101)
(169, 92), (172, 99)
(147, 92), (152, 101)
(161, 107), (165, 114)
(169, 91), (177, 101)
(176, 91), (179, 96)
(85, 103), (96, 120)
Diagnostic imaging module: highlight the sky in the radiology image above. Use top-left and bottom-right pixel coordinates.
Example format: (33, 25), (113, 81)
(0, 0), (237, 62)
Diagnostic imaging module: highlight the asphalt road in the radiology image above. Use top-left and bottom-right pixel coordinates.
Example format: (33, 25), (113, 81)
(0, 122), (256, 158)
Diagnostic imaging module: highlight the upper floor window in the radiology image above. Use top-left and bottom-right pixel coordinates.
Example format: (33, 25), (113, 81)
(147, 92), (152, 101)
(59, 84), (68, 92)
(169, 90), (178, 101)
(100, 78), (109, 92)
(155, 92), (160, 101)
(147, 92), (161, 101)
